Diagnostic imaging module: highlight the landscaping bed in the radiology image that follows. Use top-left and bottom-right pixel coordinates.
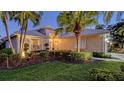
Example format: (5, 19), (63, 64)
(0, 50), (93, 69)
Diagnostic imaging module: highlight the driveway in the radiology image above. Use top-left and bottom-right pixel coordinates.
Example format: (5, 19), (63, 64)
(110, 53), (124, 61)
(92, 57), (122, 62)
(93, 53), (124, 62)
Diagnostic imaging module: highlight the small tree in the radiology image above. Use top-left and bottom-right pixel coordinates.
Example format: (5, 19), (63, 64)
(44, 43), (49, 50)
(24, 43), (29, 52)
(110, 21), (124, 49)
(11, 11), (42, 56)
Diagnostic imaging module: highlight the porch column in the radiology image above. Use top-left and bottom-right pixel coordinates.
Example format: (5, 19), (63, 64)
(41, 39), (44, 50)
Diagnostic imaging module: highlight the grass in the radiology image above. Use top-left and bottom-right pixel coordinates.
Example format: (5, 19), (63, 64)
(0, 61), (123, 81)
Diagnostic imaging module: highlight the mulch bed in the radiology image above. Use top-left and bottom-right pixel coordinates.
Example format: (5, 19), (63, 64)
(0, 55), (94, 70)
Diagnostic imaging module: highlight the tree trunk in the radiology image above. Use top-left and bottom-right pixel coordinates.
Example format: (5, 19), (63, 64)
(19, 28), (24, 54)
(22, 29), (27, 53)
(19, 20), (25, 55)
(6, 56), (9, 69)
(75, 33), (80, 52)
(3, 17), (16, 54)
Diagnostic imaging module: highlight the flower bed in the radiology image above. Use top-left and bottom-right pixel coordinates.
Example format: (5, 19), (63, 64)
(0, 50), (93, 69)
(49, 50), (92, 63)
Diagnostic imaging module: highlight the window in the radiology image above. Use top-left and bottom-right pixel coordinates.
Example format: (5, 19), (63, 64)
(32, 39), (40, 50)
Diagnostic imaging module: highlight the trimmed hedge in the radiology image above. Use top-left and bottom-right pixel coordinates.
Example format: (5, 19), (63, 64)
(93, 52), (111, 58)
(69, 51), (92, 62)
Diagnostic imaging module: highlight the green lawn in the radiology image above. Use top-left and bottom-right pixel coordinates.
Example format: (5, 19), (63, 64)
(0, 61), (123, 81)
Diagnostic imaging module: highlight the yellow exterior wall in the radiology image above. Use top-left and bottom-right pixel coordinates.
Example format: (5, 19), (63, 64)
(13, 34), (105, 52)
(84, 35), (104, 52)
(16, 34), (45, 52)
(57, 35), (104, 52)
(57, 37), (76, 51)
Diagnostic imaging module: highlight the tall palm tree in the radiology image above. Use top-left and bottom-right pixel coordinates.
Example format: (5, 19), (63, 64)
(57, 11), (98, 52)
(0, 12), (16, 54)
(12, 11), (41, 55)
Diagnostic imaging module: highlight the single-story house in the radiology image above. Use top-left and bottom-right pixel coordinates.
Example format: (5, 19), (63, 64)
(3, 27), (110, 53)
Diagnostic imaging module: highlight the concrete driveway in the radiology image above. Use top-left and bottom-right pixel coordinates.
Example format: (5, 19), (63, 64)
(93, 53), (124, 62)
(110, 53), (124, 61)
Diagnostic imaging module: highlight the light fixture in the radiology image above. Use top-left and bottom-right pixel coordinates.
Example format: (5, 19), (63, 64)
(22, 51), (25, 58)
(105, 38), (110, 43)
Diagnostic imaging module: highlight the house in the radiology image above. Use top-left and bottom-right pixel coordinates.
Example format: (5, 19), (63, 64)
(3, 27), (110, 53)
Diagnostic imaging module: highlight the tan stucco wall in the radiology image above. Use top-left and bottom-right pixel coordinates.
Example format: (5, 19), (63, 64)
(57, 37), (76, 51)
(14, 35), (46, 52)
(84, 35), (104, 52)
(7, 34), (105, 53)
(57, 35), (104, 52)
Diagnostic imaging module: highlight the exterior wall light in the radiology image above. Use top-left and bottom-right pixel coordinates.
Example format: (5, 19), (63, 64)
(22, 51), (25, 58)
(105, 38), (110, 43)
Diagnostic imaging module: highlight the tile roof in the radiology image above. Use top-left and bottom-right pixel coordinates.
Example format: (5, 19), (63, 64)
(1, 28), (110, 41)
(14, 30), (46, 37)
(59, 29), (110, 38)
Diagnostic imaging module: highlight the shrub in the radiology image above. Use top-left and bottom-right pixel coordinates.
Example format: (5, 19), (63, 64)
(69, 51), (92, 62)
(0, 53), (8, 64)
(44, 43), (49, 50)
(49, 50), (71, 60)
(88, 68), (115, 81)
(112, 72), (124, 81)
(120, 64), (124, 72)
(88, 68), (124, 81)
(26, 52), (35, 58)
(0, 48), (12, 55)
(0, 53), (8, 68)
(49, 51), (92, 62)
(9, 54), (21, 66)
(0, 53), (8, 57)
(39, 51), (49, 61)
(93, 52), (111, 58)
(24, 43), (29, 52)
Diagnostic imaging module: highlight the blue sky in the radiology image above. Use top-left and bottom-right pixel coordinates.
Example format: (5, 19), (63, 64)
(0, 11), (120, 38)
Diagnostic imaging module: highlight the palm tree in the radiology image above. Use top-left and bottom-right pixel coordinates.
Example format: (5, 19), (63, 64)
(57, 11), (98, 52)
(12, 11), (41, 55)
(103, 11), (124, 25)
(0, 12), (16, 54)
